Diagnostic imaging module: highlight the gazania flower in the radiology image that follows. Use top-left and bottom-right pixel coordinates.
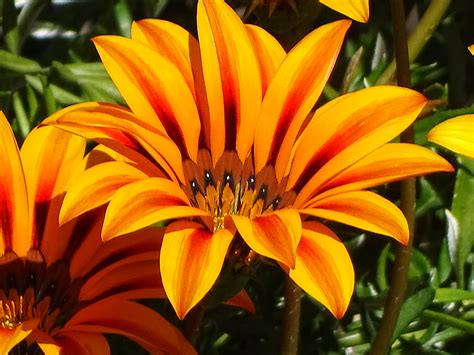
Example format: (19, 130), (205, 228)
(44, 0), (452, 320)
(428, 115), (474, 159)
(0, 112), (195, 354)
(246, 0), (370, 23)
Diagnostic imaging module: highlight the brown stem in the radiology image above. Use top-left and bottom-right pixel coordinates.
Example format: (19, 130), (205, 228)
(280, 276), (302, 355)
(370, 0), (416, 354)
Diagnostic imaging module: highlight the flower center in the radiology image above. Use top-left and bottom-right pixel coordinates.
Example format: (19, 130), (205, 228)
(183, 150), (295, 232)
(0, 250), (80, 336)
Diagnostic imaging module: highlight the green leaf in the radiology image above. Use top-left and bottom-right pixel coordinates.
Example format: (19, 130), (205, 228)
(437, 238), (452, 285)
(416, 178), (443, 218)
(422, 310), (474, 334)
(450, 157), (474, 289)
(12, 91), (30, 138)
(25, 75), (82, 105)
(434, 288), (474, 303)
(376, 244), (391, 291)
(0, 50), (42, 74)
(3, 0), (19, 54)
(114, 0), (132, 37)
(392, 287), (435, 341)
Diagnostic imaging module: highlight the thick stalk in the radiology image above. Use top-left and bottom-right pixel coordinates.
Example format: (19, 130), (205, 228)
(370, 1), (415, 354)
(376, 0), (452, 85)
(280, 276), (302, 355)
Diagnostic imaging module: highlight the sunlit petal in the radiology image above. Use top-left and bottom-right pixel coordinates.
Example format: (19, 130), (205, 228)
(289, 221), (354, 319)
(197, 0), (262, 162)
(428, 115), (474, 158)
(225, 289), (256, 314)
(302, 191), (409, 245)
(102, 178), (208, 240)
(160, 221), (233, 319)
(0, 319), (39, 354)
(320, 0), (370, 23)
(54, 331), (110, 355)
(231, 208), (302, 268)
(254, 20), (350, 180)
(0, 112), (29, 256)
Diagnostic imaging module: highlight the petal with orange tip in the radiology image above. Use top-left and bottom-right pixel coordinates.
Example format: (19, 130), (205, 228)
(93, 36), (200, 161)
(102, 178), (208, 240)
(289, 221), (354, 319)
(197, 0), (262, 162)
(290, 86), (427, 206)
(428, 115), (474, 159)
(60, 161), (148, 224)
(302, 191), (409, 245)
(309, 143), (454, 204)
(254, 20), (350, 180)
(468, 44), (474, 55)
(54, 331), (110, 354)
(320, 0), (370, 23)
(231, 208), (302, 269)
(43, 101), (182, 181)
(245, 24), (286, 94)
(0, 112), (29, 256)
(131, 19), (198, 94)
(160, 221), (233, 320)
(225, 289), (256, 314)
(0, 319), (39, 354)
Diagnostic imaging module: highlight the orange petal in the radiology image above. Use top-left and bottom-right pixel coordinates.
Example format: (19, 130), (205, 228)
(428, 115), (474, 158)
(0, 319), (39, 354)
(60, 161), (147, 224)
(53, 332), (110, 355)
(308, 143), (454, 203)
(160, 221), (233, 319)
(38, 343), (61, 355)
(231, 208), (302, 268)
(131, 19), (198, 95)
(0, 112), (29, 256)
(43, 101), (182, 181)
(225, 289), (256, 314)
(320, 0), (370, 23)
(468, 44), (474, 55)
(290, 86), (427, 206)
(254, 20), (351, 180)
(289, 221), (354, 319)
(102, 178), (207, 240)
(93, 35), (200, 160)
(302, 191), (409, 245)
(20, 126), (85, 260)
(197, 0), (262, 162)
(245, 24), (286, 94)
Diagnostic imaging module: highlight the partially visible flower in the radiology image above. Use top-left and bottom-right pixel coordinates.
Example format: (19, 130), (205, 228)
(44, 0), (451, 321)
(0, 112), (195, 354)
(428, 115), (474, 159)
(246, 0), (370, 23)
(468, 44), (474, 55)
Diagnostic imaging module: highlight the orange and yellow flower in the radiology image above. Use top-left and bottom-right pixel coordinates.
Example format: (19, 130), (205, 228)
(0, 112), (195, 354)
(428, 115), (474, 159)
(44, 0), (452, 320)
(247, 0), (370, 23)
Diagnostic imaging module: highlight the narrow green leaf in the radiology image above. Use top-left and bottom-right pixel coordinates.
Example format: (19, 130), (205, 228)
(114, 0), (132, 37)
(437, 238), (452, 285)
(3, 0), (19, 54)
(392, 287), (435, 341)
(422, 310), (474, 334)
(434, 288), (474, 303)
(416, 178), (443, 218)
(26, 75), (82, 105)
(65, 62), (108, 78)
(376, 244), (391, 291)
(12, 91), (30, 138)
(0, 50), (42, 74)
(450, 157), (474, 289)
(25, 84), (39, 121)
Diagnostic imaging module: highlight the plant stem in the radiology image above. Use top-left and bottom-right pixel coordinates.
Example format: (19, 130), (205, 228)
(376, 0), (452, 85)
(183, 306), (205, 347)
(280, 276), (302, 355)
(370, 0), (415, 354)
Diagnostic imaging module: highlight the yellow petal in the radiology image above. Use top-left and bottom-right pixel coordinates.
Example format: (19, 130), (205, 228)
(289, 221), (354, 319)
(60, 161), (147, 224)
(160, 221), (233, 319)
(307, 143), (454, 204)
(468, 44), (474, 55)
(0, 112), (29, 256)
(290, 86), (427, 207)
(320, 0), (370, 23)
(0, 319), (39, 354)
(231, 208), (302, 268)
(102, 177), (208, 240)
(428, 115), (474, 158)
(245, 24), (286, 94)
(302, 191), (409, 245)
(197, 0), (262, 162)
(254, 20), (351, 180)
(93, 35), (200, 161)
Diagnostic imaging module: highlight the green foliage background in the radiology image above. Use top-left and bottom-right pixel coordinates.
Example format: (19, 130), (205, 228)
(1, 0), (473, 353)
